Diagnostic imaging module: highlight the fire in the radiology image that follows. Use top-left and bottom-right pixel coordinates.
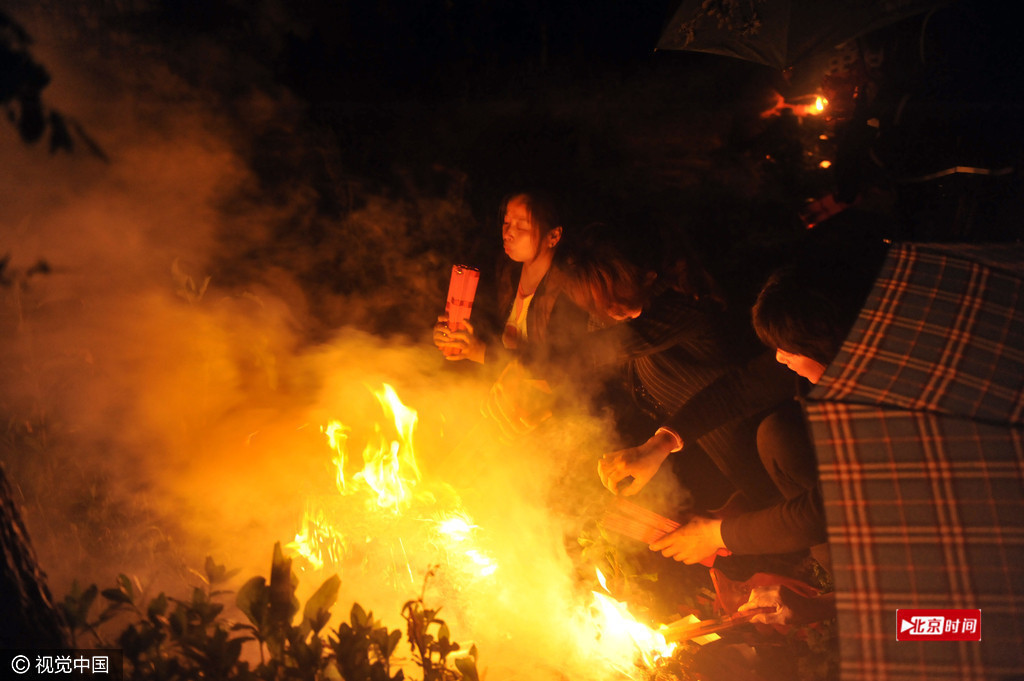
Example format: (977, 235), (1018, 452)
(588, 569), (676, 673)
(432, 512), (499, 579)
(289, 508), (347, 571)
(289, 383), (497, 584)
(435, 512), (477, 540)
(286, 383), (715, 677)
(326, 383), (423, 512)
(760, 91), (829, 119)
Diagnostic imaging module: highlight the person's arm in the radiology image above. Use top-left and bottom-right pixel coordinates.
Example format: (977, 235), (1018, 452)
(659, 350), (796, 445)
(648, 516), (726, 564)
(720, 402), (826, 554)
(719, 488), (826, 554)
(646, 487), (826, 562)
(597, 428), (680, 495)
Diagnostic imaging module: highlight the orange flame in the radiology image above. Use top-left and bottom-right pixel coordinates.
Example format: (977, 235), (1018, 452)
(290, 384), (498, 585)
(322, 383), (422, 513)
(433, 511), (499, 579)
(589, 569), (676, 671)
(288, 509), (348, 570)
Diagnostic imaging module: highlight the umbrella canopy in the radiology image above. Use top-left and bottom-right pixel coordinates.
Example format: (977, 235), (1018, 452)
(805, 243), (1024, 680)
(656, 0), (951, 71)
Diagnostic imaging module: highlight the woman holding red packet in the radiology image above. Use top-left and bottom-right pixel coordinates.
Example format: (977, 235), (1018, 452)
(433, 191), (589, 440)
(434, 191), (587, 371)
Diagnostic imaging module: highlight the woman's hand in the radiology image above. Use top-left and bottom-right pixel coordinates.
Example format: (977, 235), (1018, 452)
(597, 430), (678, 496)
(738, 586), (835, 626)
(738, 586), (793, 625)
(648, 516), (725, 564)
(434, 315), (486, 364)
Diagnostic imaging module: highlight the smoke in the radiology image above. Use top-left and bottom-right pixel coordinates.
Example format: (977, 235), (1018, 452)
(0, 4), (669, 680)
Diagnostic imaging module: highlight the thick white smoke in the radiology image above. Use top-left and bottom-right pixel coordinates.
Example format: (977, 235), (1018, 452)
(1, 4), (668, 679)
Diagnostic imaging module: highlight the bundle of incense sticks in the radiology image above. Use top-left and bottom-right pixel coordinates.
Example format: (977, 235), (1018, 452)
(600, 497), (680, 545)
(443, 264), (480, 357)
(659, 607), (776, 643)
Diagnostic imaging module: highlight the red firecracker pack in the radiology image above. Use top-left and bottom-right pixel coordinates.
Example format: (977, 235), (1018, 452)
(443, 265), (480, 356)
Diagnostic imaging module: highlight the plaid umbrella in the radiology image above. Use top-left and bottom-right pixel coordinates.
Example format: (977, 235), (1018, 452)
(804, 243), (1024, 680)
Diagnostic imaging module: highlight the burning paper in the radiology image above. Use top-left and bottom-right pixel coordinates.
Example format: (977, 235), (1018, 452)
(288, 383), (499, 591)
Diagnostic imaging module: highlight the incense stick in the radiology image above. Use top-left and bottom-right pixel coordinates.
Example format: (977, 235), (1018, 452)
(600, 497), (681, 544)
(660, 607), (775, 642)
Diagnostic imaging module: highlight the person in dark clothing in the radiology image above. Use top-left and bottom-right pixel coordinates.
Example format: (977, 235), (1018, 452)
(646, 394), (827, 566)
(434, 191), (587, 371)
(434, 191), (590, 440)
(649, 246), (886, 565)
(565, 239), (795, 512)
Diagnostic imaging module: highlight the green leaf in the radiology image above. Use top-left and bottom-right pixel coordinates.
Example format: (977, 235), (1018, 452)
(115, 574), (136, 600)
(75, 584), (98, 623)
(59, 582), (98, 629)
(455, 653), (480, 681)
(235, 576), (268, 628)
(351, 602), (370, 629)
(268, 542), (299, 628)
(147, 593), (169, 622)
(205, 556), (240, 586)
(386, 628), (402, 657)
(303, 575), (340, 634)
(101, 588), (133, 604)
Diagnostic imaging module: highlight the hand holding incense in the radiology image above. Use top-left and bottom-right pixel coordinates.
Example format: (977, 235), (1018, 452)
(442, 265), (480, 358)
(601, 497), (731, 567)
(660, 607), (775, 643)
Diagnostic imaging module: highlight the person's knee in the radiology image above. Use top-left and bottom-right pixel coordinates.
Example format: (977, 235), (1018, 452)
(756, 410), (788, 470)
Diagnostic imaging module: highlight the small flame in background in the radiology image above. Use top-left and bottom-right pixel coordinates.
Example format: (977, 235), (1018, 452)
(760, 91), (829, 119)
(288, 383), (701, 676)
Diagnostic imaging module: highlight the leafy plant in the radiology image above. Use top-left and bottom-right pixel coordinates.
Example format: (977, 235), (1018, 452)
(400, 568), (478, 681)
(61, 543), (480, 681)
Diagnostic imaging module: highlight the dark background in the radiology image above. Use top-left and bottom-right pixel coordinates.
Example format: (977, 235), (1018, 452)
(5, 0), (1023, 333)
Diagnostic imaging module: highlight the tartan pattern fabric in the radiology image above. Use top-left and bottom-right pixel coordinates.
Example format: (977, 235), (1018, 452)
(805, 243), (1024, 681)
(820, 243), (1024, 425)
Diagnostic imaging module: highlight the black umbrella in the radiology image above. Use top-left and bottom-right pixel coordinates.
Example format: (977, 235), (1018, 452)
(805, 243), (1024, 680)
(657, 0), (951, 71)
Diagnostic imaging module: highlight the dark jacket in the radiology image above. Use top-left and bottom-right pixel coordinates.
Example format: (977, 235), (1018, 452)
(719, 398), (827, 556)
(488, 257), (590, 382)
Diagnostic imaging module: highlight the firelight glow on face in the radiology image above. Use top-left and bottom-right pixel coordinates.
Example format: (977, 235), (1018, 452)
(775, 348), (827, 383)
(501, 196), (543, 263)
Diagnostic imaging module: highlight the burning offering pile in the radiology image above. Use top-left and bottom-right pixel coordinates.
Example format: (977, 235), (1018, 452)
(278, 382), (724, 680)
(287, 383), (499, 590)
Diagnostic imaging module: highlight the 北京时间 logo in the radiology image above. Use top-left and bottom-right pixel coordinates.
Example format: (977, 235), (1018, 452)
(897, 609), (981, 641)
